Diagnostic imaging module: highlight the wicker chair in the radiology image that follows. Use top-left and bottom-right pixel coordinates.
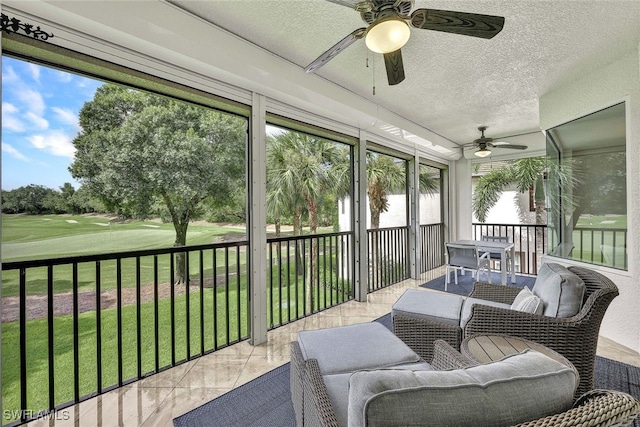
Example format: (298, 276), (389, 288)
(299, 340), (640, 427)
(464, 265), (619, 397)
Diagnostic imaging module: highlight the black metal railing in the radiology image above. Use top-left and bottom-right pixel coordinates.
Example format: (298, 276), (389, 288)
(367, 226), (409, 291)
(472, 223), (547, 275)
(549, 226), (628, 270)
(1, 230), (358, 426)
(267, 232), (354, 329)
(473, 223), (628, 272)
(420, 223), (445, 273)
(2, 242), (250, 426)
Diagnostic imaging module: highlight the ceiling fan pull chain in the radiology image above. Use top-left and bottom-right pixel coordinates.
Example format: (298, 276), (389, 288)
(372, 54), (376, 95)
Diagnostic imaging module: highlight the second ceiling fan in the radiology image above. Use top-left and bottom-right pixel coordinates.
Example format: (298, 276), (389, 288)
(304, 0), (505, 85)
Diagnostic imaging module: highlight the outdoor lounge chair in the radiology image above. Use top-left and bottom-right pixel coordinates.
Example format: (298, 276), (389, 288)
(295, 339), (640, 427)
(394, 264), (619, 397)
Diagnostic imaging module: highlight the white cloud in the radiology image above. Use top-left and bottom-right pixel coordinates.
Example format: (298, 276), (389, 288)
(28, 131), (76, 158)
(51, 107), (79, 128)
(1, 102), (25, 132)
(3, 116), (26, 132)
(25, 112), (49, 130)
(18, 88), (46, 116)
(54, 70), (72, 83)
(2, 102), (18, 114)
(2, 66), (19, 84)
(2, 143), (30, 162)
(28, 63), (41, 83)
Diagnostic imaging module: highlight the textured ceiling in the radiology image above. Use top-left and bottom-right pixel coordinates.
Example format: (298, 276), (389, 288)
(168, 0), (640, 153)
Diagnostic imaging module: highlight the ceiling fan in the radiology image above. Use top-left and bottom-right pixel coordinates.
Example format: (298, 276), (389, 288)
(466, 126), (528, 158)
(304, 0), (505, 85)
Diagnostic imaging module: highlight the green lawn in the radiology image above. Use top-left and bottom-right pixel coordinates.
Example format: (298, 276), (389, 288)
(1, 214), (353, 424)
(2, 214), (246, 261)
(1, 214), (248, 297)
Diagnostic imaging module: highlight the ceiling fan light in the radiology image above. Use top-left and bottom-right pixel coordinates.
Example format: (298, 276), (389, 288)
(475, 148), (492, 158)
(365, 18), (410, 53)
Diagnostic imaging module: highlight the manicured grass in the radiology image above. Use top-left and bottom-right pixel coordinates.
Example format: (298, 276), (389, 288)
(1, 214), (354, 424)
(1, 214), (247, 297)
(2, 214), (246, 261)
(1, 284), (249, 424)
(1, 270), (351, 424)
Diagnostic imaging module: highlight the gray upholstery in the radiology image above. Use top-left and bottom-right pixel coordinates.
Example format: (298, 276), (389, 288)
(392, 289), (464, 326)
(459, 297), (511, 328)
(348, 350), (578, 427)
(532, 263), (586, 317)
(297, 322), (421, 375)
(323, 362), (434, 426)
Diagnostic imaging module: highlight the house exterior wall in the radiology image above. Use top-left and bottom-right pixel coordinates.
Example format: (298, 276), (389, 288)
(338, 194), (441, 230)
(539, 46), (640, 353)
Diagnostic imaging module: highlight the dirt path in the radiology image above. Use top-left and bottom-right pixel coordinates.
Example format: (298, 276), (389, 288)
(1, 279), (223, 323)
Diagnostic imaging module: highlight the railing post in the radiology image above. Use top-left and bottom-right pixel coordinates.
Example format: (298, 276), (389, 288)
(409, 155), (420, 279)
(249, 92), (268, 345)
(354, 131), (369, 301)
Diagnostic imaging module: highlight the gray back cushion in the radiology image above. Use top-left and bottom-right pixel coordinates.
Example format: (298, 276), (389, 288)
(532, 263), (586, 317)
(348, 350), (577, 427)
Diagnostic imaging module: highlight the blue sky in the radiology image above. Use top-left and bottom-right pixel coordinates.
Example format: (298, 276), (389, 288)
(2, 56), (104, 191)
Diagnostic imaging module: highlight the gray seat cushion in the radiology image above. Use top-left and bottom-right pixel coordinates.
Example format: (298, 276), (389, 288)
(532, 263), (586, 317)
(323, 362), (433, 427)
(460, 297), (512, 327)
(297, 322), (421, 375)
(348, 350), (577, 427)
(392, 289), (464, 326)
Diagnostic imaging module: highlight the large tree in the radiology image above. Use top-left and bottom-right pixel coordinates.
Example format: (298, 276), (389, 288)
(70, 84), (246, 283)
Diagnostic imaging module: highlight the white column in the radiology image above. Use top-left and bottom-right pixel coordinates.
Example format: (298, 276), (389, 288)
(249, 92), (267, 345)
(408, 153), (420, 278)
(354, 131), (369, 301)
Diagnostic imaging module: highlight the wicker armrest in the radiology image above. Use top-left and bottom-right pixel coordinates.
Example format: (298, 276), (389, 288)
(303, 358), (340, 427)
(431, 339), (478, 370)
(514, 389), (640, 427)
(470, 281), (523, 304)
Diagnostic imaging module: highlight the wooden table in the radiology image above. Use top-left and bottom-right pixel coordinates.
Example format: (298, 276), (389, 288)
(451, 239), (516, 286)
(461, 334), (573, 369)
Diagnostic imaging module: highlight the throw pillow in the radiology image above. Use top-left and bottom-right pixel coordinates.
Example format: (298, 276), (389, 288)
(511, 287), (543, 314)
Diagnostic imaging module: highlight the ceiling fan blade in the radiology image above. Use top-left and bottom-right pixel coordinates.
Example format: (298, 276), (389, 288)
(489, 143), (528, 150)
(324, 0), (366, 10)
(410, 8), (504, 39)
(383, 49), (405, 85)
(304, 28), (366, 74)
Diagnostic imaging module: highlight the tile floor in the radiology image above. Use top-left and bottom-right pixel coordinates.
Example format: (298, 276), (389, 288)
(26, 270), (640, 427)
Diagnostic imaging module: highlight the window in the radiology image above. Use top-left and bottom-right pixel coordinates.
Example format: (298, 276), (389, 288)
(546, 102), (627, 269)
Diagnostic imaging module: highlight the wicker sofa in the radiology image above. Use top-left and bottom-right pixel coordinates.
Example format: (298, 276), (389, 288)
(294, 339), (640, 427)
(393, 265), (619, 396)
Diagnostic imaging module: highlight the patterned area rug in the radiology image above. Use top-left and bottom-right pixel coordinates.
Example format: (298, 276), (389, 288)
(420, 272), (536, 296)
(173, 313), (640, 427)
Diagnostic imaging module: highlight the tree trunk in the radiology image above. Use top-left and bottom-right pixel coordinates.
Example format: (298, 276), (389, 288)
(173, 221), (188, 284)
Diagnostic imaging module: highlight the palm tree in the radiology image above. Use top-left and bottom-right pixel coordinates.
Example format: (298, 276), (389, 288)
(266, 130), (341, 312)
(366, 152), (406, 229)
(472, 157), (547, 224)
(472, 157), (572, 267)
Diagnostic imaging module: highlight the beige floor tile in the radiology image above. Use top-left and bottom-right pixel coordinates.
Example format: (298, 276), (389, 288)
(235, 355), (289, 387)
(176, 358), (246, 389)
(22, 274), (640, 427)
(140, 387), (229, 427)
